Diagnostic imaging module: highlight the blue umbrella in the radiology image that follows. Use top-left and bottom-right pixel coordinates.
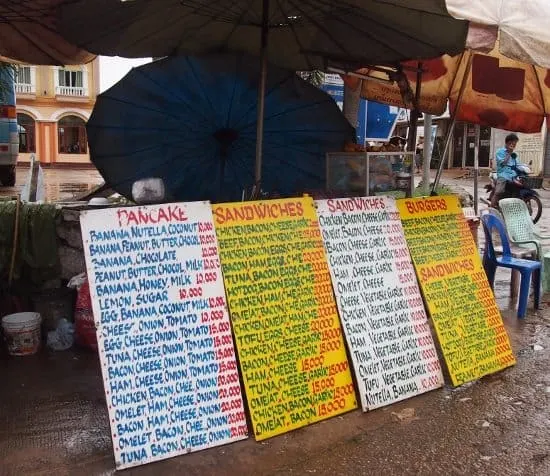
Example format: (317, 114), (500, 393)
(87, 54), (354, 202)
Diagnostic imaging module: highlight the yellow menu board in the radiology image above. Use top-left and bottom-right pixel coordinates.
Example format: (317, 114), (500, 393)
(397, 196), (515, 386)
(213, 197), (356, 440)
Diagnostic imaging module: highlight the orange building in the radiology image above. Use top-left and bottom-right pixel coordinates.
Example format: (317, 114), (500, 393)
(15, 59), (100, 166)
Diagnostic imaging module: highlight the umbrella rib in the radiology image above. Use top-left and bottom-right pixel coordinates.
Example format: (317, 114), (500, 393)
(447, 50), (467, 101)
(341, 0), (458, 51)
(244, 127), (354, 135)
(180, 0), (258, 25)
(532, 64), (547, 112)
(91, 141), (173, 160)
(225, 152), (254, 181)
(238, 98), (334, 130)
(225, 59), (241, 127)
(131, 66), (216, 125)
(369, 0), (459, 17)
(301, 0), (406, 58)
(167, 2), (250, 56)
(283, 0), (355, 59)
(226, 162), (250, 194)
(178, 0), (258, 50)
(300, 0), (441, 59)
(217, 0), (257, 47)
(232, 135), (324, 161)
(5, 21), (60, 65)
(66, 1), (207, 54)
(185, 57), (221, 126)
(93, 135), (214, 161)
(231, 73), (297, 129)
(236, 132), (349, 158)
(0, 1), (68, 40)
(87, 124), (211, 134)
(101, 139), (219, 190)
(95, 95), (212, 127)
(274, 0), (315, 71)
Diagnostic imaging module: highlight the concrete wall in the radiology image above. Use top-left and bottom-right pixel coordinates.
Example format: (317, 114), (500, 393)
(56, 207), (86, 281)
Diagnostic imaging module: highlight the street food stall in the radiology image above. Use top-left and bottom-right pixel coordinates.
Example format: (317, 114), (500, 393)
(326, 143), (414, 198)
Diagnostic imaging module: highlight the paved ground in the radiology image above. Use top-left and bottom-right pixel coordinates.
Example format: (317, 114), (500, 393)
(0, 166), (103, 202)
(2, 166), (550, 475)
(2, 304), (550, 476)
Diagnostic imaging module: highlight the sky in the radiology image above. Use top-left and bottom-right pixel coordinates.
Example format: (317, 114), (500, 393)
(99, 56), (152, 92)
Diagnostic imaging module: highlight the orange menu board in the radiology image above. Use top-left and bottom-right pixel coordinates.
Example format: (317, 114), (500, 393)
(397, 196), (515, 386)
(213, 197), (356, 440)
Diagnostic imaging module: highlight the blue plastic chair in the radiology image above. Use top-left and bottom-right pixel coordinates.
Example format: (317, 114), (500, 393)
(481, 213), (541, 319)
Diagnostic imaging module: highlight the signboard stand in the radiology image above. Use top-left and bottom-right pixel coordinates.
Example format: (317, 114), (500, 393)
(81, 202), (248, 469)
(316, 196), (444, 410)
(213, 197), (357, 440)
(397, 196), (516, 386)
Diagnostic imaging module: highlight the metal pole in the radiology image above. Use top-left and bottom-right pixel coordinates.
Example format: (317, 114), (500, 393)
(422, 114), (432, 194)
(407, 62), (423, 154)
(254, 0), (269, 184)
(432, 54), (473, 194)
(474, 124), (480, 215)
(543, 121), (550, 178)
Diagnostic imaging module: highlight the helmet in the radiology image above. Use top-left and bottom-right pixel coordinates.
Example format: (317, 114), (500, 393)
(516, 164), (531, 174)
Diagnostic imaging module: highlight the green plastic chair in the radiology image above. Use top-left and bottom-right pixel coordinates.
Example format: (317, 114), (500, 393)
(483, 207), (537, 298)
(499, 198), (550, 292)
(499, 198), (549, 260)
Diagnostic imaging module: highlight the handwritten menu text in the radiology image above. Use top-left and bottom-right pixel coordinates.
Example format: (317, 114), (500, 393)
(397, 196), (515, 386)
(316, 197), (443, 410)
(81, 202), (247, 469)
(213, 198), (356, 440)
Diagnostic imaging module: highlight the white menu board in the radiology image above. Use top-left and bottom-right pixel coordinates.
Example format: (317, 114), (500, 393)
(80, 202), (248, 469)
(315, 196), (444, 410)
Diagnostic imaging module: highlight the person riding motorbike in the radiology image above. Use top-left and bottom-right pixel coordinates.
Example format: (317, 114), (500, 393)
(490, 133), (525, 208)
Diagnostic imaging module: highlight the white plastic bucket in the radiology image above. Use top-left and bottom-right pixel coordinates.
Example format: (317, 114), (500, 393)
(2, 312), (42, 356)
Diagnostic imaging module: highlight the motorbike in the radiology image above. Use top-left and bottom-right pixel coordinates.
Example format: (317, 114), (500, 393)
(484, 163), (543, 223)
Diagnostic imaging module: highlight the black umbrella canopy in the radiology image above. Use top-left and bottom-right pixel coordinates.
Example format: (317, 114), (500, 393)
(0, 0), (94, 65)
(87, 54), (355, 202)
(58, 0), (468, 70)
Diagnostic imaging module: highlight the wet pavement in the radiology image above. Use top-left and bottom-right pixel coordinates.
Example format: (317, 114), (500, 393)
(2, 167), (550, 474)
(0, 166), (103, 202)
(2, 305), (550, 475)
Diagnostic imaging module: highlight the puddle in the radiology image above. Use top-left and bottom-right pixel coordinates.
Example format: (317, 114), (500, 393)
(0, 167), (103, 202)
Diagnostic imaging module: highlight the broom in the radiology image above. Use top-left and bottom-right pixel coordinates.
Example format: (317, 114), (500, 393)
(0, 195), (23, 317)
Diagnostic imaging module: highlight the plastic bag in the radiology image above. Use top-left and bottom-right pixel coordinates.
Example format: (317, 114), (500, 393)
(67, 272), (87, 290)
(47, 318), (75, 351)
(74, 279), (98, 352)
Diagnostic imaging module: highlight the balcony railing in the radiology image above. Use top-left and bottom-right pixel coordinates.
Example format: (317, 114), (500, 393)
(56, 86), (88, 97)
(15, 83), (35, 94)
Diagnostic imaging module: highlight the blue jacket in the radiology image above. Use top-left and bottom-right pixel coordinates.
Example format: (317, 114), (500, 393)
(495, 147), (521, 181)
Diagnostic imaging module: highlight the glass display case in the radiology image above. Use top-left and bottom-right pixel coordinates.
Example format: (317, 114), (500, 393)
(326, 152), (414, 198)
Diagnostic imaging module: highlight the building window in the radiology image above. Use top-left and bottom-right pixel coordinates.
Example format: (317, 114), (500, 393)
(15, 66), (35, 94)
(58, 115), (87, 154)
(17, 113), (36, 153)
(56, 68), (87, 96)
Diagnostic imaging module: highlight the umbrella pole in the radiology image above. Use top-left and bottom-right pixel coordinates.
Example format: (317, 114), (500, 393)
(474, 124), (480, 215)
(254, 0), (269, 186)
(431, 54), (473, 194)
(407, 62), (423, 155)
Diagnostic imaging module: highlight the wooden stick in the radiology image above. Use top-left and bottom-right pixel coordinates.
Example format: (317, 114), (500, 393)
(8, 195), (20, 287)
